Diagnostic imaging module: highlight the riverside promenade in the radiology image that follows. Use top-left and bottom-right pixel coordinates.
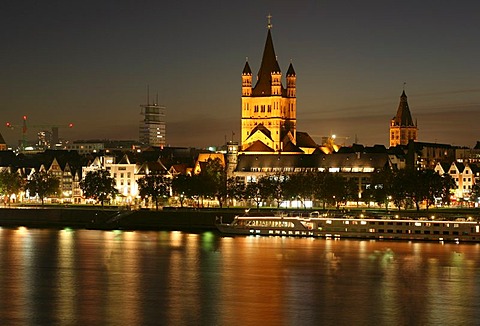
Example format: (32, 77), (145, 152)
(0, 206), (478, 231)
(0, 207), (240, 231)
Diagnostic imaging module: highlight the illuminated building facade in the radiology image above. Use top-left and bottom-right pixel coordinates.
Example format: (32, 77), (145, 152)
(390, 90), (418, 147)
(435, 161), (480, 202)
(241, 18), (297, 152)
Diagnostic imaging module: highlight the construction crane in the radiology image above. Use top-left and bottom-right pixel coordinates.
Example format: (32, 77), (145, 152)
(6, 115), (74, 150)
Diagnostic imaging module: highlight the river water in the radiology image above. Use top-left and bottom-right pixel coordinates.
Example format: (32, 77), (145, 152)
(0, 228), (479, 326)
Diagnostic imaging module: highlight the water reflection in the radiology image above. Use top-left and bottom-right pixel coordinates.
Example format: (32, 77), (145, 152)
(0, 229), (479, 325)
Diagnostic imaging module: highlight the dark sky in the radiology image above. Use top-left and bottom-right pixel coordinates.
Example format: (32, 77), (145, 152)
(1, 0), (479, 148)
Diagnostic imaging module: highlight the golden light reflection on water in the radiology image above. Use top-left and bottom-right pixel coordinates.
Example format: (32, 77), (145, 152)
(0, 230), (479, 325)
(57, 229), (75, 323)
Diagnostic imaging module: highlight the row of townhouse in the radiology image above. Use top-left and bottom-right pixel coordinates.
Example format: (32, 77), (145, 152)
(435, 161), (480, 202)
(0, 148), (217, 205)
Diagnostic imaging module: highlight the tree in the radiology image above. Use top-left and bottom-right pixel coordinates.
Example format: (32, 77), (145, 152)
(80, 170), (117, 207)
(368, 168), (395, 211)
(391, 169), (411, 210)
(345, 178), (359, 206)
(390, 169), (454, 211)
(440, 173), (455, 206)
(172, 174), (192, 207)
(137, 174), (170, 210)
(420, 170), (448, 210)
(471, 182), (480, 206)
(245, 176), (271, 210)
(25, 171), (60, 206)
(267, 172), (288, 208)
(0, 169), (25, 205)
(226, 177), (245, 207)
(323, 173), (346, 209)
(312, 171), (328, 209)
(283, 172), (316, 209)
(199, 158), (227, 207)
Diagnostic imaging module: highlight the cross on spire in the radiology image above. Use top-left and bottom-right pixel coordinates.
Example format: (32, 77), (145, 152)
(267, 14), (272, 29)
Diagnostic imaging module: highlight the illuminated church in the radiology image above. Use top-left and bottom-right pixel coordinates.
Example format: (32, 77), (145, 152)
(241, 18), (317, 154)
(389, 90), (418, 147)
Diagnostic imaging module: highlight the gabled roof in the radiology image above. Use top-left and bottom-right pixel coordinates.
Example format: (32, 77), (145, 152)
(436, 162), (451, 174)
(169, 163), (190, 175)
(246, 124), (272, 141)
(453, 162), (466, 173)
(243, 140), (275, 152)
(137, 161), (168, 175)
(252, 29), (283, 97)
(282, 141), (304, 153)
(0, 133), (6, 145)
(392, 91), (415, 127)
(296, 131), (317, 148)
(118, 154), (132, 164)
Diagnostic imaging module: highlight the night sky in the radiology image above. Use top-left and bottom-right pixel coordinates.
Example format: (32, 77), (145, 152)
(2, 0), (479, 148)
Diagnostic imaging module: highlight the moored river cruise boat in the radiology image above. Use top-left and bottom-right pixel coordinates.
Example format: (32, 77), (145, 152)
(216, 214), (480, 243)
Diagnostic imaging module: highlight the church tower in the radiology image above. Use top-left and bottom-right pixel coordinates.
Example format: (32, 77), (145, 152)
(241, 17), (297, 152)
(389, 90), (418, 147)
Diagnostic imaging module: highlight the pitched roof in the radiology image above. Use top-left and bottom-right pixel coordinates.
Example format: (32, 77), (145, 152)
(470, 163), (480, 174)
(296, 131), (317, 148)
(286, 63), (296, 76)
(246, 124), (272, 141)
(282, 142), (304, 153)
(243, 61), (252, 75)
(252, 29), (282, 97)
(392, 91), (415, 127)
(454, 162), (466, 173)
(169, 163), (189, 175)
(0, 133), (6, 145)
(243, 140), (275, 152)
(137, 161), (168, 175)
(437, 162), (450, 174)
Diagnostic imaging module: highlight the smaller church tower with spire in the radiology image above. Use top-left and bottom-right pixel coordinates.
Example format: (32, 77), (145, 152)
(389, 89), (418, 147)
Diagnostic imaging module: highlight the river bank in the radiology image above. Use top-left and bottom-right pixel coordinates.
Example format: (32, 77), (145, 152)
(0, 207), (241, 231)
(0, 206), (478, 232)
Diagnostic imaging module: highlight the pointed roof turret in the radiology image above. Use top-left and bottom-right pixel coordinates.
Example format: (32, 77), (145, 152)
(286, 62), (296, 76)
(252, 28), (282, 96)
(392, 91), (415, 126)
(242, 60), (252, 75)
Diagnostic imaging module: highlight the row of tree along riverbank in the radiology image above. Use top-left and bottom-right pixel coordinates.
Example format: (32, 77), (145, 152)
(0, 206), (478, 231)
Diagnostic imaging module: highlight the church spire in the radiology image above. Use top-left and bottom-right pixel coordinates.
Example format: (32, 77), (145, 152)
(393, 90), (414, 127)
(252, 16), (281, 96)
(389, 88), (418, 147)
